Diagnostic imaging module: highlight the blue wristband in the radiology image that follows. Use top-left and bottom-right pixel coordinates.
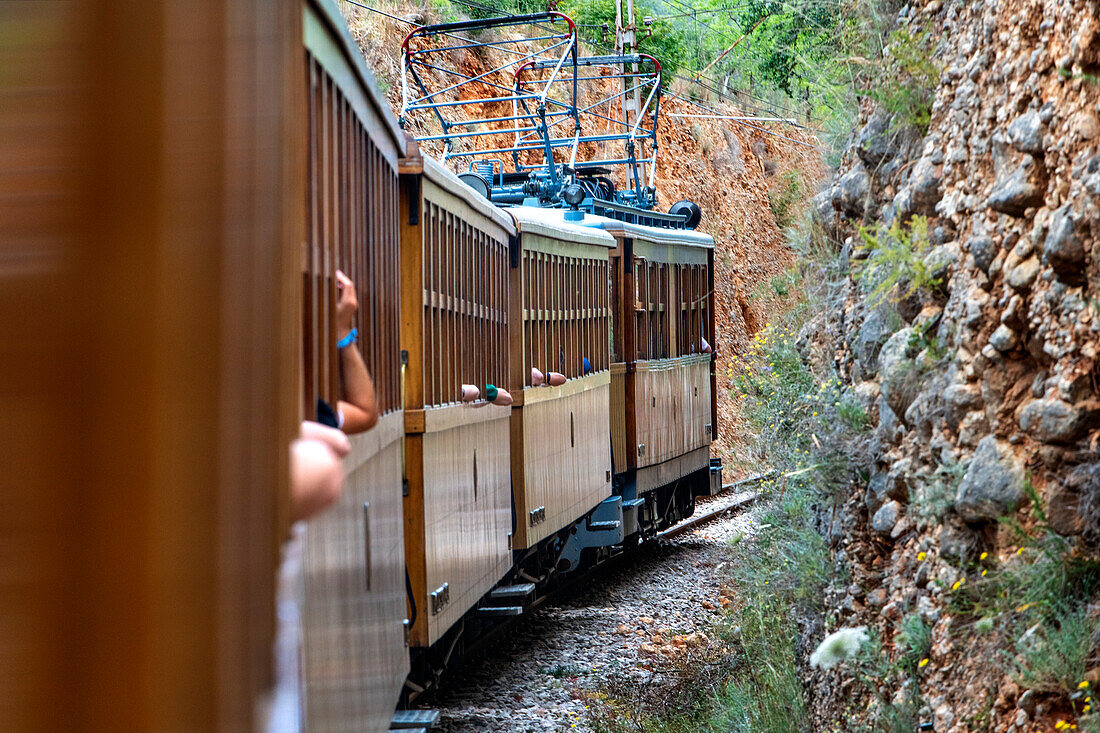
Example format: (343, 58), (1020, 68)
(337, 328), (357, 349)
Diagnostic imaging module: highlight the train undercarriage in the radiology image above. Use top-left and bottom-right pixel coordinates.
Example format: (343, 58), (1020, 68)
(404, 459), (720, 702)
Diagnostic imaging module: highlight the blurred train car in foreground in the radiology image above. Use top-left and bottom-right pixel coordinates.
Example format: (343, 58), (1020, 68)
(1, 0), (302, 729)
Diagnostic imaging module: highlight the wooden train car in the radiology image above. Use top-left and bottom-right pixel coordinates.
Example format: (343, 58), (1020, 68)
(605, 219), (720, 531)
(297, 1), (410, 729)
(507, 207), (617, 552)
(399, 152), (516, 651)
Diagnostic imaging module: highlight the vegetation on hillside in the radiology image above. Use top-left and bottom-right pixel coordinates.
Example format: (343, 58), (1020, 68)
(419, 0), (938, 151)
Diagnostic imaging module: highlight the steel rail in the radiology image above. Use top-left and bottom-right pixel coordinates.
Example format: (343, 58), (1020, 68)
(404, 484), (760, 705)
(657, 491), (761, 540)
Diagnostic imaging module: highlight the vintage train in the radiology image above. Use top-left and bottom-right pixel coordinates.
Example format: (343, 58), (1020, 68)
(2, 0), (719, 730)
(298, 3), (721, 731)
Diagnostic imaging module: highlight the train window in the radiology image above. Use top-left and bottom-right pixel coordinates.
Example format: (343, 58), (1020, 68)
(522, 249), (610, 382)
(627, 258), (712, 360)
(421, 200), (509, 406)
(303, 55), (401, 418)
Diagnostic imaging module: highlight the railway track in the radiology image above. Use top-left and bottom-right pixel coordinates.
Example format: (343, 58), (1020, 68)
(657, 489), (762, 540)
(410, 481), (765, 706)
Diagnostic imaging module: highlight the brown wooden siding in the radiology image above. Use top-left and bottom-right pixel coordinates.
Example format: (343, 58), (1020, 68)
(303, 56), (401, 416)
(401, 162), (514, 648)
(298, 2), (408, 728)
(0, 0), (302, 728)
(522, 250), (611, 381)
(421, 196), (510, 405)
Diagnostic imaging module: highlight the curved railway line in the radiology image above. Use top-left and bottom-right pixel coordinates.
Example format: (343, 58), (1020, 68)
(406, 482), (763, 710)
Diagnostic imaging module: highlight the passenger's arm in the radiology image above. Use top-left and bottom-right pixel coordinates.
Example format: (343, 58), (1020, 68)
(289, 421), (350, 522)
(335, 269), (379, 433)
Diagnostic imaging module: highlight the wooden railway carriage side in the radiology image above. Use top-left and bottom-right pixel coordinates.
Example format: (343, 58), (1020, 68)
(400, 153), (515, 650)
(506, 208), (617, 552)
(298, 0), (409, 729)
(3, 0), (303, 729)
(605, 221), (719, 530)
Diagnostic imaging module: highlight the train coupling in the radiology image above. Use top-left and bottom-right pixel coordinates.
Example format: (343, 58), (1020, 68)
(707, 457), (724, 496)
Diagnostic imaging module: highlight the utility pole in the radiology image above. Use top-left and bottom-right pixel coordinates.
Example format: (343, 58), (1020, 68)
(615, 0), (638, 126)
(615, 0), (642, 186)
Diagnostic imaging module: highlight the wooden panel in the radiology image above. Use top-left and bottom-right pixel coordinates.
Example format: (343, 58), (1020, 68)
(519, 240), (611, 381)
(302, 20), (402, 416)
(401, 160), (514, 648)
(514, 375), (612, 548)
(633, 356), (712, 471)
(419, 169), (512, 406)
(0, 0), (302, 729)
(610, 363), (628, 474)
(301, 414), (406, 731)
(608, 226), (717, 481)
(421, 410), (512, 646)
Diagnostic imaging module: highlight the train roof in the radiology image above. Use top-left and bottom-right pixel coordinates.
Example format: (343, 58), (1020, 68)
(307, 0), (405, 153)
(576, 214), (715, 251)
(422, 156), (516, 234)
(507, 206), (617, 249)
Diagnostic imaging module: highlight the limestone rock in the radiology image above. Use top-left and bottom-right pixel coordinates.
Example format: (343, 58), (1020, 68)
(872, 500), (902, 534)
(940, 516), (980, 563)
(1005, 256), (1040, 292)
(923, 242), (959, 287)
(885, 458), (913, 502)
(967, 235), (997, 274)
(1007, 110), (1046, 155)
(944, 383), (983, 429)
(835, 166), (871, 218)
(987, 157), (1045, 216)
(856, 310), (895, 373)
(856, 111), (895, 167)
(1042, 204), (1085, 283)
(958, 410), (989, 447)
(1046, 480), (1083, 536)
(1018, 397), (1098, 443)
(812, 187), (837, 234)
(910, 156), (942, 216)
(955, 436), (1026, 521)
(1070, 111), (1100, 142)
(989, 324), (1019, 352)
(879, 328), (920, 418)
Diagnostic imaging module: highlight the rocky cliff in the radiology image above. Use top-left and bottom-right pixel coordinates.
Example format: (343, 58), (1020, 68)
(806, 0), (1100, 729)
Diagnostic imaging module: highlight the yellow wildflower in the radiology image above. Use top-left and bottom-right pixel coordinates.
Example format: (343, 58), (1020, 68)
(979, 552), (988, 561)
(1080, 680), (1091, 690)
(952, 578), (964, 591)
(917, 552), (927, 561)
(981, 569), (987, 577)
(918, 658), (929, 668)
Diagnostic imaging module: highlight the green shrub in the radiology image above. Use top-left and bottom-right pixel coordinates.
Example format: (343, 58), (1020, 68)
(1013, 603), (1098, 695)
(836, 397), (870, 432)
(895, 613), (932, 673)
(768, 170), (803, 230)
(856, 215), (939, 307)
(910, 461), (964, 526)
(860, 28), (939, 133)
